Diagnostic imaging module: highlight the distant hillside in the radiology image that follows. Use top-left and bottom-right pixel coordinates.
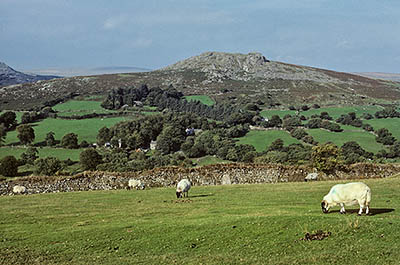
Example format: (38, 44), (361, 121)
(24, 66), (152, 77)
(353, 72), (400, 82)
(0, 62), (60, 87)
(1, 52), (400, 110)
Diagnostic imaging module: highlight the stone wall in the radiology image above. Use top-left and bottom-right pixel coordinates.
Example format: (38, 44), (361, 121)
(1, 163), (400, 196)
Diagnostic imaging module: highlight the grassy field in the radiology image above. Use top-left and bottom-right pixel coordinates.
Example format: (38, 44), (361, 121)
(184, 95), (216, 106)
(53, 100), (116, 116)
(0, 147), (83, 161)
(1, 177), (399, 264)
(237, 130), (301, 152)
(261, 105), (383, 120)
(367, 118), (400, 141)
(4, 116), (129, 145)
(307, 128), (385, 153)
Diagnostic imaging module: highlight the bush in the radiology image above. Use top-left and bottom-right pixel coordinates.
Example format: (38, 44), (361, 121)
(311, 143), (342, 173)
(80, 148), (103, 170)
(375, 128), (396, 145)
(0, 156), (18, 177)
(61, 133), (79, 149)
(34, 157), (63, 176)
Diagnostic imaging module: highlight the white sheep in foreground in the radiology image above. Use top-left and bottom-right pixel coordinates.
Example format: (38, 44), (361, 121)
(321, 182), (371, 215)
(13, 185), (27, 195)
(176, 179), (191, 198)
(128, 179), (145, 190)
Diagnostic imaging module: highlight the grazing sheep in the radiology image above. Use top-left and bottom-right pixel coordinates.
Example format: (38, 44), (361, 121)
(128, 179), (145, 190)
(176, 179), (191, 198)
(321, 182), (371, 215)
(13, 185), (27, 195)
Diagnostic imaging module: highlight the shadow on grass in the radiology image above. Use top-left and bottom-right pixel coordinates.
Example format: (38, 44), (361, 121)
(329, 208), (395, 216)
(190, 194), (214, 198)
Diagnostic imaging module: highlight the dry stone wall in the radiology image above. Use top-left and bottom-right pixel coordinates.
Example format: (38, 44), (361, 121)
(1, 163), (400, 196)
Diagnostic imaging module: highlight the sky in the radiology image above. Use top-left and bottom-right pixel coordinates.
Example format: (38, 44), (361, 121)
(1, 0), (400, 73)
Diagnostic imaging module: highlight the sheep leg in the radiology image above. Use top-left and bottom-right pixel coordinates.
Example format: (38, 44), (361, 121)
(358, 205), (364, 216)
(365, 206), (370, 215)
(340, 203), (346, 214)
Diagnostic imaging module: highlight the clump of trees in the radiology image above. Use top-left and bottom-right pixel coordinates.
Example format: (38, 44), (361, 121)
(0, 155), (19, 177)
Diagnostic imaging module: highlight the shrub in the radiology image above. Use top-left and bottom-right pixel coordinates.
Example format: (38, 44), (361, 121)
(375, 128), (396, 145)
(61, 133), (79, 149)
(16, 124), (35, 145)
(34, 157), (63, 176)
(311, 143), (342, 173)
(80, 148), (103, 170)
(0, 156), (18, 177)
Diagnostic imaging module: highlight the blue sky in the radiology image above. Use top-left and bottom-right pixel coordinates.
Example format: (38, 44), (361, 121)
(1, 0), (399, 72)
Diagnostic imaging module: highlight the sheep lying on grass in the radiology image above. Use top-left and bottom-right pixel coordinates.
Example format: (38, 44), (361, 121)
(321, 182), (371, 215)
(176, 179), (191, 198)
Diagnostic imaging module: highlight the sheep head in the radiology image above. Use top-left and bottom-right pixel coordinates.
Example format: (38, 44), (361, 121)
(321, 200), (330, 213)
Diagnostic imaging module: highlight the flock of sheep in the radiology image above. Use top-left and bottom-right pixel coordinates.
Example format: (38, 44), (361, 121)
(15, 177), (372, 215)
(127, 177), (372, 216)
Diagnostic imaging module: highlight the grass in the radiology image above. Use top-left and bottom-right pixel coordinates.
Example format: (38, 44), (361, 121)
(184, 95), (216, 106)
(237, 130), (301, 152)
(261, 105), (383, 120)
(0, 147), (83, 161)
(307, 128), (385, 153)
(0, 177), (399, 264)
(367, 118), (400, 141)
(4, 117), (129, 145)
(191, 155), (230, 166)
(53, 100), (116, 116)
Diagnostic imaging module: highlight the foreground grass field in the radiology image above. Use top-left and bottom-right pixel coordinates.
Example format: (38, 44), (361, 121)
(1, 177), (399, 264)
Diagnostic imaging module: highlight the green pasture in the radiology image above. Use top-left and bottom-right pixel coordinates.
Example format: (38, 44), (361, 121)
(1, 177), (399, 264)
(0, 147), (82, 161)
(192, 155), (230, 166)
(237, 130), (301, 152)
(307, 128), (385, 153)
(4, 117), (128, 145)
(184, 95), (216, 106)
(261, 105), (382, 120)
(53, 100), (116, 116)
(367, 118), (400, 141)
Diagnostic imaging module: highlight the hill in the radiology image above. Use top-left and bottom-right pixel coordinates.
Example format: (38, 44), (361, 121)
(0, 61), (60, 88)
(1, 52), (400, 110)
(353, 72), (400, 82)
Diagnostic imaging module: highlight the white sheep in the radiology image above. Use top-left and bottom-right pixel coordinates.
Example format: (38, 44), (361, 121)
(13, 185), (27, 195)
(176, 179), (191, 198)
(321, 182), (371, 215)
(128, 179), (145, 190)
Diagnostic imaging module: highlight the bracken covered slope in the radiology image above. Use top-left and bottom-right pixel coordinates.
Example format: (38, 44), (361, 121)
(1, 52), (400, 110)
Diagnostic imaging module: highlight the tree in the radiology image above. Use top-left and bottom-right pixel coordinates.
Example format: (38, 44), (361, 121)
(20, 147), (39, 165)
(0, 124), (6, 146)
(34, 157), (63, 176)
(290, 128), (307, 140)
(375, 128), (396, 145)
(16, 124), (35, 145)
(0, 111), (16, 129)
(156, 125), (186, 155)
(61, 133), (79, 149)
(45, 131), (56, 146)
(311, 143), (342, 173)
(0, 155), (18, 177)
(268, 138), (284, 152)
(267, 115), (282, 127)
(97, 126), (112, 146)
(80, 148), (103, 170)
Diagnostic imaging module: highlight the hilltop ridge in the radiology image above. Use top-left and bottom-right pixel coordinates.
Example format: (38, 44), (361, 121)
(1, 52), (400, 110)
(0, 61), (60, 87)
